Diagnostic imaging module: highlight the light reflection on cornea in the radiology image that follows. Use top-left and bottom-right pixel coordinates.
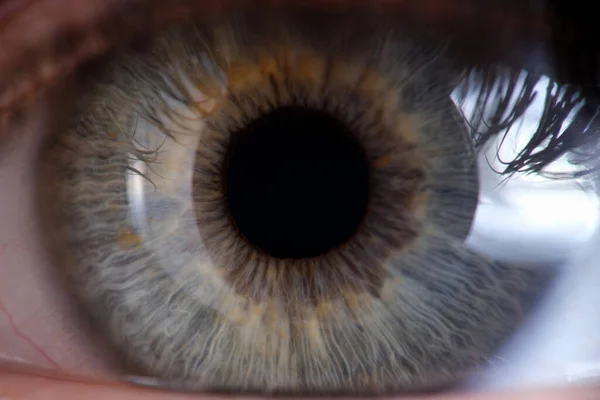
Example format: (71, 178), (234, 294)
(126, 158), (148, 235)
(455, 73), (600, 391)
(466, 230), (600, 391)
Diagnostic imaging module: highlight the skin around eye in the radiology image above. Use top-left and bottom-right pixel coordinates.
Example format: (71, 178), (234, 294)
(31, 8), (556, 395)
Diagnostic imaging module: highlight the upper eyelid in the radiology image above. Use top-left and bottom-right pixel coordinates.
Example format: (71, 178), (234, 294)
(0, 0), (552, 125)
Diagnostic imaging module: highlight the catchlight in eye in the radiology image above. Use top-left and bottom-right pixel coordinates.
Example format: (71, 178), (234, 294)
(36, 7), (556, 396)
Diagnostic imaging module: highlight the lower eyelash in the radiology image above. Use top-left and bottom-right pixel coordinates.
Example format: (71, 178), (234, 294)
(37, 9), (556, 395)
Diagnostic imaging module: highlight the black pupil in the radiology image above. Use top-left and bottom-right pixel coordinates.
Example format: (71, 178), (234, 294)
(225, 106), (370, 259)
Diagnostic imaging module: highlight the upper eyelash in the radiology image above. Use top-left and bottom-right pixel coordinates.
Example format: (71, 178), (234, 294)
(455, 67), (594, 178)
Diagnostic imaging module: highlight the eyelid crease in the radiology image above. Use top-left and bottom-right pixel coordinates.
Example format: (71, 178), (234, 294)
(0, 0), (552, 132)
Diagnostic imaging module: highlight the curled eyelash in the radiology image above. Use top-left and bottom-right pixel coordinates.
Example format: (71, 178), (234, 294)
(453, 66), (597, 179)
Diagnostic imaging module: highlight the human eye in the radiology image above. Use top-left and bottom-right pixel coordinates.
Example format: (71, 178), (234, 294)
(1, 0), (600, 397)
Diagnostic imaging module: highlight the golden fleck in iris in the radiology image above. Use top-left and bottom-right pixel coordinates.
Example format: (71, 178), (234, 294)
(117, 228), (143, 249)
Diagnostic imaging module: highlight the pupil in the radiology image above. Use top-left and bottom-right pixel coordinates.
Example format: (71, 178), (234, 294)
(225, 106), (370, 259)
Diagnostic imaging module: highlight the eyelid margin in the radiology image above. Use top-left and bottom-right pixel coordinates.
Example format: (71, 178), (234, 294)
(1, 363), (599, 400)
(0, 0), (551, 132)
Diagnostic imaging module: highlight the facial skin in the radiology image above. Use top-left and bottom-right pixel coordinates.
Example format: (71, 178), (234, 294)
(0, 0), (599, 399)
